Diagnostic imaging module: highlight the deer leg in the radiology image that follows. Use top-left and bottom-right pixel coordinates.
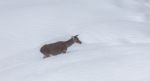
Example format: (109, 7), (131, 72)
(62, 49), (67, 54)
(43, 54), (50, 59)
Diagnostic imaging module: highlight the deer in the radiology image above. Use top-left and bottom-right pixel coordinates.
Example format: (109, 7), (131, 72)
(40, 35), (82, 58)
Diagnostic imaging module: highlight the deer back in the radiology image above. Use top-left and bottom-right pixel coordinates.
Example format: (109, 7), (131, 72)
(40, 41), (67, 55)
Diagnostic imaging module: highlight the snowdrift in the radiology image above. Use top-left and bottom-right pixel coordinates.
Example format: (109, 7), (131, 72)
(0, 0), (150, 81)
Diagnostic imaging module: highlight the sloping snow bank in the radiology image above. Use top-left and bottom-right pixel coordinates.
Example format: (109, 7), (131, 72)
(0, 0), (150, 81)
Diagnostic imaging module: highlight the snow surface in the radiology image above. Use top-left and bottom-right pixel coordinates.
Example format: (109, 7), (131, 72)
(0, 0), (150, 81)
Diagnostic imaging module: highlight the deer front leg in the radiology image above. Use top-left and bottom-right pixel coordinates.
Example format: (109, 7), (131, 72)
(62, 49), (67, 54)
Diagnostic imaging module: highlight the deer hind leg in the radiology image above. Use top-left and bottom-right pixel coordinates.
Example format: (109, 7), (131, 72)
(43, 54), (50, 59)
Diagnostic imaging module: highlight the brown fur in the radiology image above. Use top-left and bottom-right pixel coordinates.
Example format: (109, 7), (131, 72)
(40, 35), (82, 58)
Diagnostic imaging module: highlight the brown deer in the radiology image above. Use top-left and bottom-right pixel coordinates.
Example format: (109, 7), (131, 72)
(40, 35), (82, 58)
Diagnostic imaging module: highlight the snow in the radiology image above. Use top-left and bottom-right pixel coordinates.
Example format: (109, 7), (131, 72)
(0, 0), (150, 81)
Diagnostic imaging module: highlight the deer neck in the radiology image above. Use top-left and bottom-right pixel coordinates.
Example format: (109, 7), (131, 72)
(64, 38), (74, 47)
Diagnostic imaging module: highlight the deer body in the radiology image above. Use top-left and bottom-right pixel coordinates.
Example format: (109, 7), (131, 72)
(40, 35), (81, 58)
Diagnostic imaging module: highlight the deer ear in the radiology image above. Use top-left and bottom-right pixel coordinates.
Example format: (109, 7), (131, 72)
(72, 36), (75, 38)
(75, 35), (79, 37)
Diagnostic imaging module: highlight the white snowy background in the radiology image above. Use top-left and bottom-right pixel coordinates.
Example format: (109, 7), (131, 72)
(0, 0), (150, 81)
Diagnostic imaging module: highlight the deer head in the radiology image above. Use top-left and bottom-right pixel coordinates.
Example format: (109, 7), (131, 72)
(72, 35), (82, 44)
